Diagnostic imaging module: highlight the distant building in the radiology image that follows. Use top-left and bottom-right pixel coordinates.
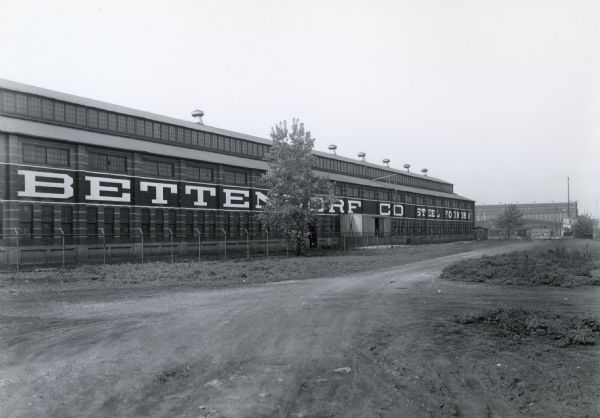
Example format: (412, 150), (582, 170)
(476, 202), (578, 239)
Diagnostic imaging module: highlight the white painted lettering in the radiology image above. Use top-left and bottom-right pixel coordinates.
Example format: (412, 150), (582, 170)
(140, 181), (177, 204)
(224, 189), (250, 208)
(393, 204), (404, 217)
(379, 202), (391, 216)
(85, 176), (130, 202)
(329, 199), (345, 214)
(255, 191), (268, 209)
(347, 200), (362, 214)
(185, 185), (216, 207)
(18, 170), (73, 199)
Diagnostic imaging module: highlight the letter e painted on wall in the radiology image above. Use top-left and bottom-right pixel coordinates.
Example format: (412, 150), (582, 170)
(85, 176), (131, 202)
(223, 189), (250, 208)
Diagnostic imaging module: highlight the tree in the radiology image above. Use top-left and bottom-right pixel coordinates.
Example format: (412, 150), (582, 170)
(494, 204), (524, 238)
(259, 119), (333, 255)
(573, 212), (594, 239)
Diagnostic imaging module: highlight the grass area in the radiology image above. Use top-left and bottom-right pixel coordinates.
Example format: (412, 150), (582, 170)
(440, 240), (600, 287)
(454, 308), (600, 347)
(0, 241), (506, 291)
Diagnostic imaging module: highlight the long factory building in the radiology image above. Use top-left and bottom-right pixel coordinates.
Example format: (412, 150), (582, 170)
(0, 78), (474, 264)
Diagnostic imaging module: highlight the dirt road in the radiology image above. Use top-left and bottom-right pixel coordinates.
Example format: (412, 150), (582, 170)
(1, 242), (598, 417)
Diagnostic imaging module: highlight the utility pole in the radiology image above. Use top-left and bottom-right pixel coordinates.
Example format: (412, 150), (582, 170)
(567, 177), (570, 218)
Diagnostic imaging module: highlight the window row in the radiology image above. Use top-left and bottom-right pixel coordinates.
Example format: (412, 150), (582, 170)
(89, 151), (127, 173)
(12, 204), (473, 244)
(314, 156), (453, 194)
(2, 89), (455, 194)
(22, 143), (70, 166)
(1, 89), (270, 160)
(390, 219), (474, 236)
(16, 206), (268, 240)
(333, 182), (473, 210)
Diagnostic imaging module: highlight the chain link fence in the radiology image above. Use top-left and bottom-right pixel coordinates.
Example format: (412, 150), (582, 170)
(0, 229), (474, 271)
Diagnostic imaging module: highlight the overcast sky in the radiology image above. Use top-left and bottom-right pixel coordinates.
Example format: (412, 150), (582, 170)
(2, 0), (598, 215)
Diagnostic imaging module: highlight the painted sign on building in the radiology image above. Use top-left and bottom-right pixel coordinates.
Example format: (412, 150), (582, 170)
(12, 168), (472, 220)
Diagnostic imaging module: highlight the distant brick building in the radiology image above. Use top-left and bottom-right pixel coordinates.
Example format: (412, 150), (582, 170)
(476, 202), (578, 239)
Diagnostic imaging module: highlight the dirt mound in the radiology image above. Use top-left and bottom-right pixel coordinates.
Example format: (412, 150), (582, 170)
(455, 308), (600, 347)
(441, 245), (600, 287)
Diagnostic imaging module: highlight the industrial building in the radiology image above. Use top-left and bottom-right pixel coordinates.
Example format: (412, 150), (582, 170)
(476, 202), (578, 239)
(0, 79), (474, 265)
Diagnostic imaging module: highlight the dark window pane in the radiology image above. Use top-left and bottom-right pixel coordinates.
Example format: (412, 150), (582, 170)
(98, 111), (108, 129)
(15, 94), (27, 114)
(46, 147), (69, 166)
(76, 107), (87, 125)
(28, 96), (42, 117)
(65, 104), (76, 123)
(120, 208), (130, 238)
(2, 91), (15, 112)
(23, 144), (46, 164)
(88, 109), (98, 127)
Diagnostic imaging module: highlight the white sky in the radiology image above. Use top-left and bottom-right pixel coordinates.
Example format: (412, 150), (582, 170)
(1, 0), (599, 215)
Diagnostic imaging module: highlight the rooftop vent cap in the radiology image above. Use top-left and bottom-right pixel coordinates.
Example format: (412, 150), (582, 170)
(403, 163), (411, 172)
(357, 152), (366, 162)
(328, 144), (337, 155)
(382, 158), (390, 167)
(191, 109), (205, 125)
(421, 168), (428, 176)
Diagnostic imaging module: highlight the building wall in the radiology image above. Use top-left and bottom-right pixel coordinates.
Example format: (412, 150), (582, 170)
(0, 80), (476, 265)
(0, 134), (475, 244)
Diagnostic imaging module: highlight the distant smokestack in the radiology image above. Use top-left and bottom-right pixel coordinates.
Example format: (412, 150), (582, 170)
(191, 109), (204, 125)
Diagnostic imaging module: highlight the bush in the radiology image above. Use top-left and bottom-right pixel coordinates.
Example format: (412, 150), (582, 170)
(573, 213), (595, 239)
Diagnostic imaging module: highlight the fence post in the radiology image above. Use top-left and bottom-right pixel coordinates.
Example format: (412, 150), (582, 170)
(168, 228), (174, 263)
(265, 227), (269, 258)
(137, 227), (144, 263)
(376, 229), (379, 247)
(99, 227), (106, 265)
(194, 227), (201, 262)
(58, 228), (65, 268)
(12, 228), (20, 273)
(244, 228), (249, 259)
(221, 228), (227, 260)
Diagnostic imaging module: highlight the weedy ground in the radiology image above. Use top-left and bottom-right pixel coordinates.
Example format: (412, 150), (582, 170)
(440, 240), (600, 287)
